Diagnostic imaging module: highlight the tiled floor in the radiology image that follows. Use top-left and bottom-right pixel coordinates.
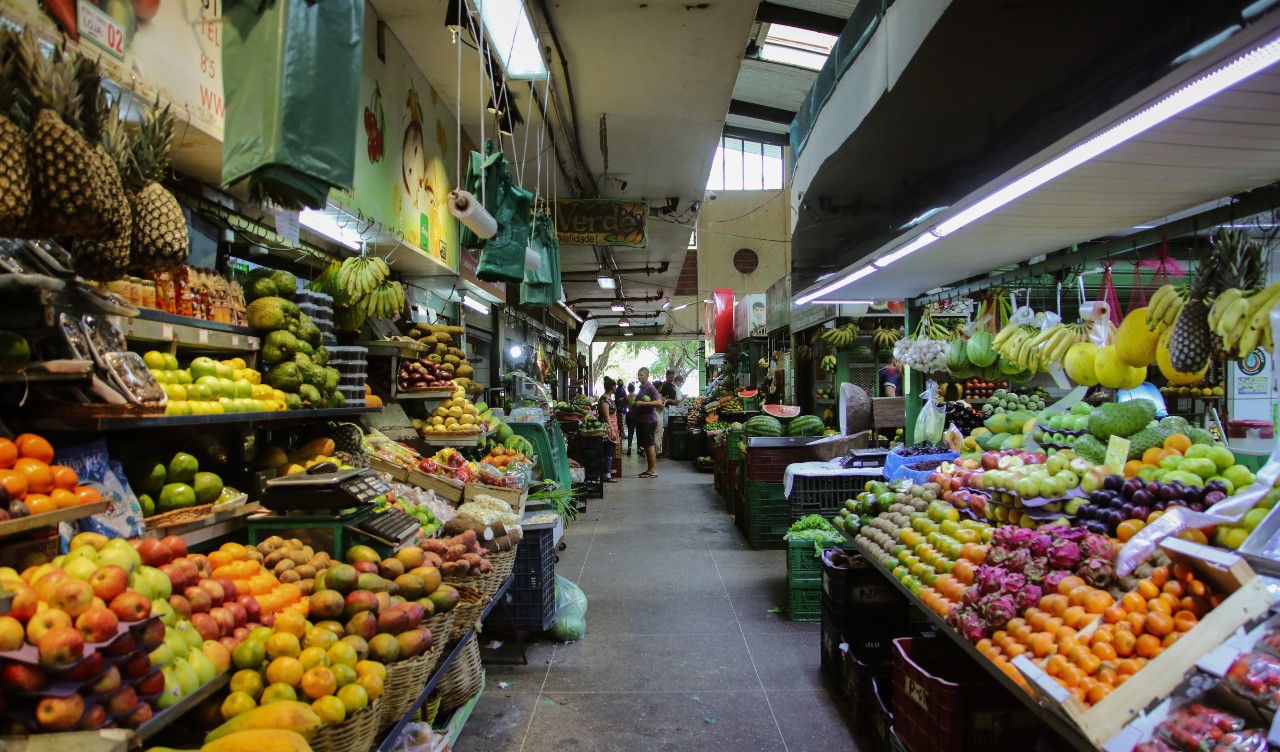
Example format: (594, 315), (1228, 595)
(455, 452), (862, 751)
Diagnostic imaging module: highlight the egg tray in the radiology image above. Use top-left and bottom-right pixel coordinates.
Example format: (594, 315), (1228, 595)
(0, 615), (160, 675)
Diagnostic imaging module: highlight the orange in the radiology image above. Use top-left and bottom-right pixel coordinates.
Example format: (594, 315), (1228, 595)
(1042, 594), (1069, 617)
(14, 458), (52, 494)
(1083, 590), (1114, 615)
(1068, 585), (1093, 608)
(0, 438), (15, 469)
(1163, 433), (1191, 454)
(207, 551), (234, 570)
(220, 542), (248, 560)
(1028, 610), (1053, 632)
(1103, 606), (1127, 624)
(1045, 654), (1069, 677)
(24, 493), (55, 515)
(1086, 684), (1112, 705)
(1063, 606), (1089, 629)
(49, 466), (78, 491)
(300, 667), (336, 700)
(50, 489), (78, 510)
(1096, 667), (1119, 687)
(1161, 580), (1184, 599)
(1116, 658), (1142, 676)
(74, 486), (102, 505)
(0, 469), (27, 499)
(1043, 617), (1064, 635)
(1162, 632), (1182, 649)
(1171, 562), (1196, 583)
(1059, 665), (1084, 688)
(1092, 642), (1117, 662)
(1149, 567), (1170, 588)
(1057, 576), (1085, 596)
(1004, 643), (1026, 658)
(15, 435), (53, 464)
(1123, 460), (1146, 479)
(1135, 634), (1163, 658)
(1030, 632), (1057, 658)
(1135, 580), (1159, 600)
(1121, 592), (1147, 614)
(1116, 520), (1145, 543)
(1181, 596), (1211, 619)
(1141, 447), (1166, 465)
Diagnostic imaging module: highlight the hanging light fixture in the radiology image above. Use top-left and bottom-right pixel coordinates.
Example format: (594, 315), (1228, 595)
(610, 302), (626, 312)
(619, 317), (631, 327)
(444, 0), (464, 35)
(596, 272), (616, 289)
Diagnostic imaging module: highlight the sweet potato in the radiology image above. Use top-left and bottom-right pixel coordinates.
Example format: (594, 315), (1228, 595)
(445, 544), (467, 561)
(424, 552), (443, 568)
(422, 538), (449, 555)
(460, 553), (483, 568)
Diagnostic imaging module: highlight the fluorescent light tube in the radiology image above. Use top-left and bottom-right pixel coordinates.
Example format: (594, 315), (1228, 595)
(610, 302), (626, 312)
(875, 233), (939, 269)
(597, 274), (616, 290)
(662, 300), (671, 309)
(462, 295), (489, 314)
(819, 300), (876, 304)
(299, 209), (362, 250)
(671, 302), (691, 311)
(795, 264), (876, 306)
(478, 0), (548, 79)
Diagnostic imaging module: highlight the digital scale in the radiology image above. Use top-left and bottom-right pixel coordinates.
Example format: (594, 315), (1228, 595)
(844, 448), (890, 468)
(260, 468), (391, 512)
(252, 468), (420, 551)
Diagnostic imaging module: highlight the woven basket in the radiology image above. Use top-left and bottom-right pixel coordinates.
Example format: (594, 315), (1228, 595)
(378, 651), (435, 732)
(144, 504), (214, 529)
(444, 545), (517, 598)
(413, 693), (442, 724)
(422, 610), (455, 667)
(447, 584), (489, 642)
(437, 635), (483, 711)
(309, 698), (380, 752)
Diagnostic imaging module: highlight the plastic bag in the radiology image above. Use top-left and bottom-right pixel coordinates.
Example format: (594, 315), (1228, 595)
(385, 721), (451, 752)
(550, 575), (587, 641)
(914, 381), (945, 446)
(54, 441), (144, 548)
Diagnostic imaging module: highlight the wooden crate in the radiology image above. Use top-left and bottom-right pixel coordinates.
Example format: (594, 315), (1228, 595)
(464, 482), (527, 516)
(1012, 538), (1276, 747)
(407, 470), (464, 503)
(369, 456), (410, 482)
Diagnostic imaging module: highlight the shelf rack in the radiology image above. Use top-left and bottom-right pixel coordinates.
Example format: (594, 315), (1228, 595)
(0, 501), (109, 538)
(137, 671), (231, 741)
(19, 406), (381, 432)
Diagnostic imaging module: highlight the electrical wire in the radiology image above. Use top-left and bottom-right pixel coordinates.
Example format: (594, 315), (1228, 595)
(701, 188), (788, 223)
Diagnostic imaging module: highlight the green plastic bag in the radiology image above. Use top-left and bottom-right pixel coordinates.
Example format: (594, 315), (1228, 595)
(460, 141), (532, 284)
(221, 0), (364, 209)
(520, 210), (562, 307)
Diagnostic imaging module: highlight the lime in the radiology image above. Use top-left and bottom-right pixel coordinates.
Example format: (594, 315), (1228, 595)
(193, 472), (224, 505)
(143, 351), (167, 370)
(166, 452), (199, 484)
(128, 460), (167, 495)
(311, 695), (346, 724)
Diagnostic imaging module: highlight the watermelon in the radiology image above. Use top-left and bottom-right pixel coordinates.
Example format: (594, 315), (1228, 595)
(743, 415), (783, 437)
(737, 389), (758, 398)
(787, 415), (825, 437)
(946, 340), (974, 378)
(851, 345), (873, 362)
(966, 331), (998, 367)
(763, 404), (801, 418)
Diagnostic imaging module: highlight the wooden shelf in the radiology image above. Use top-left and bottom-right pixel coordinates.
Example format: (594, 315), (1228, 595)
(20, 406), (381, 432)
(0, 501), (109, 538)
(122, 309), (259, 352)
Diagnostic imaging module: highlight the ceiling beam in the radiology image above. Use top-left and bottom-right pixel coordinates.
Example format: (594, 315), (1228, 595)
(724, 125), (790, 146)
(755, 1), (848, 36)
(728, 99), (795, 126)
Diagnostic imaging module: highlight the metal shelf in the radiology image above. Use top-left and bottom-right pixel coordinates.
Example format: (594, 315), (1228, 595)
(0, 501), (109, 538)
(393, 388), (455, 401)
(0, 362), (94, 386)
(123, 309), (258, 347)
(20, 406), (381, 432)
(137, 670), (231, 741)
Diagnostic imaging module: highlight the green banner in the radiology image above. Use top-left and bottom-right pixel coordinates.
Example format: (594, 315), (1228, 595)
(553, 200), (648, 247)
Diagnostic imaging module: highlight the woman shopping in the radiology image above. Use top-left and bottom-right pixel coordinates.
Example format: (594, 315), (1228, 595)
(598, 377), (620, 483)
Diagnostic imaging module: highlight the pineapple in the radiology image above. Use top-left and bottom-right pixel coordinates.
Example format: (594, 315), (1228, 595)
(73, 54), (128, 239)
(0, 29), (33, 237)
(1168, 243), (1219, 374)
(124, 100), (188, 273)
(1207, 228), (1266, 360)
(15, 33), (111, 239)
(71, 97), (133, 280)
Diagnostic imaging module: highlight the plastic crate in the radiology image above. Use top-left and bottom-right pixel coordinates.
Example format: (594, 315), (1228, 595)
(820, 618), (842, 683)
(745, 482), (788, 519)
(670, 431), (690, 461)
(789, 475), (875, 521)
(744, 445), (813, 482)
(745, 515), (789, 550)
(843, 647), (892, 729)
(787, 581), (821, 622)
(871, 675), (894, 752)
(725, 460), (741, 490)
(490, 525), (557, 631)
(725, 430), (744, 461)
(821, 549), (908, 618)
(825, 604), (903, 655)
(787, 538), (833, 582)
(891, 637), (1038, 752)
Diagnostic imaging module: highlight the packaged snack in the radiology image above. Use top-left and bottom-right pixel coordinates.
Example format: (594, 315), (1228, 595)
(1134, 739), (1179, 752)
(1226, 652), (1280, 708)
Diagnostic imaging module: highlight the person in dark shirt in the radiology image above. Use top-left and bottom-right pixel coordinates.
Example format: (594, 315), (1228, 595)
(656, 369), (679, 457)
(624, 382), (637, 454)
(598, 377), (619, 483)
(879, 357), (902, 397)
(634, 367), (665, 477)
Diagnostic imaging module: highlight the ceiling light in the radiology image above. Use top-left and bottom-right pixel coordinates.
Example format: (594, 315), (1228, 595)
(509, 344), (524, 358)
(299, 209), (362, 250)
(795, 264), (876, 306)
(597, 273), (616, 289)
(897, 205), (949, 231)
(462, 294), (489, 314)
(478, 0), (547, 79)
(874, 234), (939, 269)
(444, 0), (464, 34)
(618, 317), (631, 327)
(671, 302), (691, 311)
(1173, 26), (1242, 65)
(610, 302), (626, 312)
(819, 300), (876, 304)
(624, 331), (634, 337)
(662, 299), (671, 309)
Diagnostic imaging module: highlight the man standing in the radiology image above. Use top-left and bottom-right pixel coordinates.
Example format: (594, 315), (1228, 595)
(634, 367), (665, 478)
(656, 369), (679, 458)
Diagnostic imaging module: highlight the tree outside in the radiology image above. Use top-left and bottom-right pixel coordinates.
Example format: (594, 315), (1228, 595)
(591, 340), (702, 395)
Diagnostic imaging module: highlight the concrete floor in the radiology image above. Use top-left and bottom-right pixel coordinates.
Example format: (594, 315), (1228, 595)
(455, 452), (862, 752)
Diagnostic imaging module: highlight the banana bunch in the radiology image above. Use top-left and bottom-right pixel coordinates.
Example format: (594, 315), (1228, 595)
(820, 323), (859, 349)
(1145, 284), (1189, 332)
(795, 344), (813, 363)
(820, 354), (837, 372)
(1210, 281), (1280, 357)
(307, 260), (352, 305)
(757, 358), (769, 368)
(993, 324), (1044, 372)
(1030, 322), (1089, 369)
(338, 255), (390, 299)
(872, 327), (902, 350)
(358, 279), (406, 319)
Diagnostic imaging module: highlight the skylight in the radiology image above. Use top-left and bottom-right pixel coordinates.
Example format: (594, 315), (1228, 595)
(479, 0), (548, 79)
(760, 24), (836, 71)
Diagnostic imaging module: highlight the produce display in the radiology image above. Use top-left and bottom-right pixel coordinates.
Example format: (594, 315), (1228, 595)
(307, 256), (406, 332)
(980, 387), (1049, 415)
(396, 358), (454, 393)
(243, 279), (345, 409)
(416, 388), (488, 436)
(147, 355), (290, 415)
(126, 449), (228, 517)
(0, 433), (103, 520)
(962, 379), (1010, 400)
(385, 323), (477, 384)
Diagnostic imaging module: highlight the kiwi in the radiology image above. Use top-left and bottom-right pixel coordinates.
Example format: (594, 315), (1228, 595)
(279, 569), (301, 583)
(247, 550), (264, 563)
(310, 552), (330, 568)
(264, 535), (285, 549)
(274, 558), (296, 573)
(298, 579), (315, 596)
(288, 550), (308, 565)
(264, 551), (285, 569)
(294, 565), (317, 580)
(301, 546), (314, 560)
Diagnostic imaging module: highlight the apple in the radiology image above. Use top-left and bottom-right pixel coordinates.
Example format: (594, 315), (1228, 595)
(223, 602), (247, 628)
(168, 594), (193, 620)
(98, 539), (140, 574)
(103, 631), (136, 657)
(1, 662), (48, 692)
(9, 586), (39, 623)
(184, 587), (211, 614)
(236, 595), (261, 623)
(69, 532), (110, 552)
(201, 639), (232, 673)
(158, 564), (187, 592)
(214, 577), (238, 601)
(159, 535), (188, 559)
(188, 554), (212, 579)
(27, 609), (72, 644)
(0, 615), (24, 650)
(80, 703), (107, 730)
(128, 571), (154, 601)
(139, 566), (172, 601)
(32, 570), (69, 602)
(209, 607), (235, 636)
(123, 702), (152, 728)
(197, 579), (225, 608)
(136, 539), (171, 568)
(218, 636), (240, 653)
(62, 650), (103, 682)
(87, 565), (130, 603)
(137, 667), (165, 696)
(36, 693), (84, 731)
(37, 625), (85, 666)
(63, 557), (99, 582)
(189, 612), (220, 642)
(135, 617), (165, 646)
(75, 606), (120, 643)
(172, 557), (199, 583)
(50, 578), (95, 619)
(104, 684), (138, 714)
(151, 598), (177, 626)
(88, 664), (122, 694)
(109, 592), (151, 622)
(121, 649), (151, 679)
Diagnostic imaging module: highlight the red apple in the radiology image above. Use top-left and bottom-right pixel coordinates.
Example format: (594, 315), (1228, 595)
(980, 451), (1001, 470)
(35, 690), (84, 731)
(123, 701), (152, 728)
(197, 579), (225, 608)
(168, 594), (192, 620)
(75, 606), (119, 643)
(49, 579), (94, 618)
(223, 602), (247, 628)
(9, 586), (39, 623)
(26, 609), (72, 644)
(236, 595), (261, 623)
(135, 539), (171, 568)
(32, 570), (69, 602)
(62, 650), (103, 681)
(119, 650), (150, 680)
(214, 577), (238, 601)
(102, 631), (135, 657)
(104, 685), (137, 714)
(88, 566), (130, 602)
(1, 662), (49, 692)
(159, 535), (187, 559)
(108, 592), (151, 622)
(37, 626), (85, 667)
(183, 586), (211, 614)
(218, 635), (240, 653)
(137, 667), (164, 696)
(209, 607), (235, 636)
(134, 617), (165, 646)
(158, 564), (187, 592)
(188, 554), (211, 579)
(260, 613), (275, 628)
(172, 557), (199, 583)
(88, 664), (121, 695)
(189, 612), (219, 642)
(80, 702), (106, 730)
(233, 626), (250, 642)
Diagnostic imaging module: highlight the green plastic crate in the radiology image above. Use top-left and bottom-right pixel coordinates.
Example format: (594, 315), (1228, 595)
(671, 431), (690, 461)
(787, 538), (835, 582)
(745, 482), (788, 518)
(788, 581), (822, 621)
(746, 515), (789, 550)
(726, 429), (745, 461)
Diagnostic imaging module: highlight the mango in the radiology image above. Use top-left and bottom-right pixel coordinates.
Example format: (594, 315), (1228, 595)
(202, 729), (313, 752)
(204, 701), (321, 742)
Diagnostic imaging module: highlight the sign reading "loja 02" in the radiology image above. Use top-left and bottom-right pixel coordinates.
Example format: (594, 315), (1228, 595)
(552, 200), (648, 248)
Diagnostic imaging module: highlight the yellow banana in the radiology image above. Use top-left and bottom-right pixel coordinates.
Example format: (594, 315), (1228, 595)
(1146, 285), (1174, 329)
(1209, 288), (1241, 331)
(1218, 297), (1252, 346)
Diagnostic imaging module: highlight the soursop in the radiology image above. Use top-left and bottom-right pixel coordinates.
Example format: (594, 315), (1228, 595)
(1188, 427), (1218, 446)
(1087, 400), (1157, 441)
(1075, 434), (1108, 465)
(1127, 426), (1173, 461)
(1160, 415), (1190, 431)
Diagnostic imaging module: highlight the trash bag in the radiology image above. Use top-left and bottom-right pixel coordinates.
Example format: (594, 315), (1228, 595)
(459, 140), (532, 284)
(222, 0), (364, 209)
(520, 210), (562, 307)
(550, 574), (587, 642)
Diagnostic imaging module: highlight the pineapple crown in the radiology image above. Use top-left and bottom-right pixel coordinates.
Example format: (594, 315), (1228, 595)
(125, 98), (175, 189)
(0, 29), (33, 131)
(100, 98), (135, 173)
(14, 32), (82, 129)
(73, 52), (106, 144)
(1212, 227), (1267, 293)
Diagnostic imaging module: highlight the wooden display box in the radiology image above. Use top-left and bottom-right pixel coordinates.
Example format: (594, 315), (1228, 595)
(407, 470), (464, 503)
(1012, 538), (1276, 747)
(370, 456), (410, 482)
(464, 482), (527, 515)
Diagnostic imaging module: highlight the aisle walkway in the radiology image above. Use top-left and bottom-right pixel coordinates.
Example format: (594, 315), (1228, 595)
(456, 453), (860, 751)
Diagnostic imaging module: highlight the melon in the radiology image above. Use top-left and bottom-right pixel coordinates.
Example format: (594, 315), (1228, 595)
(737, 389), (759, 398)
(1094, 345), (1144, 390)
(787, 415), (825, 436)
(946, 340), (973, 377)
(851, 345), (873, 362)
(1115, 308), (1159, 367)
(1064, 342), (1099, 386)
(1156, 327), (1207, 385)
(966, 331), (998, 367)
(762, 404), (801, 418)
(743, 415), (783, 437)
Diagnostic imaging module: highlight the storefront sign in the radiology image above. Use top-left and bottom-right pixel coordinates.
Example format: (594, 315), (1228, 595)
(791, 302), (837, 331)
(332, 9), (459, 273)
(713, 289), (734, 354)
(77, 0), (125, 59)
(552, 200), (647, 247)
(734, 294), (766, 341)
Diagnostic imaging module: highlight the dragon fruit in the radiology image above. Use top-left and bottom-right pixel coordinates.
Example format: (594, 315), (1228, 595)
(946, 602), (965, 629)
(962, 585), (982, 608)
(1029, 533), (1054, 558)
(1080, 534), (1116, 563)
(1010, 527), (1037, 547)
(1024, 556), (1049, 584)
(1000, 572), (1029, 595)
(987, 546), (1013, 567)
(990, 526), (1021, 549)
(1014, 584), (1043, 612)
(1044, 570), (1072, 593)
(1080, 557), (1116, 588)
(1004, 548), (1032, 574)
(980, 594), (1019, 629)
(974, 565), (1006, 595)
(1049, 526), (1089, 543)
(959, 610), (991, 643)
(1049, 539), (1083, 571)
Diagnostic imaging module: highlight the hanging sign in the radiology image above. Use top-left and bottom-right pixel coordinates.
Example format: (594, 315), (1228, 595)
(713, 289), (734, 354)
(552, 200), (648, 247)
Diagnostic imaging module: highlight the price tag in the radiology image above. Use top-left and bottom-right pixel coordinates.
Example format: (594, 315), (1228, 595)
(1105, 435), (1131, 475)
(231, 336), (240, 346)
(198, 329), (209, 344)
(161, 324), (174, 341)
(275, 210), (301, 245)
(78, 0), (126, 60)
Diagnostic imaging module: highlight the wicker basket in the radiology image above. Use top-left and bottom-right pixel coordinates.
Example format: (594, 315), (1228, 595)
(444, 545), (518, 597)
(413, 693), (442, 724)
(447, 584), (489, 642)
(378, 651), (436, 732)
(309, 699), (380, 752)
(437, 635), (483, 711)
(422, 610), (455, 668)
(144, 504), (214, 529)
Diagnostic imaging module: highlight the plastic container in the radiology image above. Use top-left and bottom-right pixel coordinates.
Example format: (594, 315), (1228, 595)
(787, 538), (833, 582)
(820, 616), (843, 682)
(337, 385), (366, 406)
(1229, 419), (1274, 439)
(788, 580), (821, 621)
(510, 407), (545, 423)
(790, 474), (877, 521)
(327, 345), (368, 362)
(745, 444), (814, 482)
(488, 523), (557, 631)
(844, 648), (892, 728)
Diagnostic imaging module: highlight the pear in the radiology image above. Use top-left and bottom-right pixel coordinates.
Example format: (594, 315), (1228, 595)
(187, 647), (216, 684)
(172, 657), (200, 696)
(157, 666), (182, 708)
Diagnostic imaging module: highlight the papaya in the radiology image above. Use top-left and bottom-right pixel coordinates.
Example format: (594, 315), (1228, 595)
(290, 438), (335, 462)
(204, 702), (321, 742)
(202, 730), (313, 752)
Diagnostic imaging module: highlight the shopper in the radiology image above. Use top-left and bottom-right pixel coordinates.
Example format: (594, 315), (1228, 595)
(673, 375), (685, 400)
(598, 377), (619, 483)
(656, 369), (679, 457)
(624, 382), (637, 454)
(880, 356), (903, 397)
(634, 367), (665, 478)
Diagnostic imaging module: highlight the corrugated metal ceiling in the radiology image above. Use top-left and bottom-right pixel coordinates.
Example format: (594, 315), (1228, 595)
(770, 0), (860, 20)
(733, 58), (818, 113)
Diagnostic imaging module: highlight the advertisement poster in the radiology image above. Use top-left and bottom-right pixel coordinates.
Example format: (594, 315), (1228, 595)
(553, 200), (648, 247)
(1231, 347), (1274, 421)
(4, 0), (224, 138)
(332, 9), (459, 273)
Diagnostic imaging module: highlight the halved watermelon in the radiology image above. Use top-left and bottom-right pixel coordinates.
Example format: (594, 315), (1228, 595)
(762, 404), (801, 418)
(737, 389), (759, 398)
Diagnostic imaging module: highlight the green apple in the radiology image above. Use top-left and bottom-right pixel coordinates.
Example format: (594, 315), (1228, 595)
(100, 538), (141, 572)
(162, 353), (180, 371)
(215, 378), (234, 398)
(190, 357), (219, 380)
(1242, 508), (1269, 531)
(143, 351), (167, 369)
(232, 379), (253, 398)
(1223, 465), (1256, 491)
(139, 565), (172, 601)
(168, 384), (187, 402)
(174, 370), (191, 385)
(195, 375), (221, 396)
(152, 370), (170, 385)
(215, 363), (233, 380)
(1207, 446), (1236, 473)
(63, 557), (99, 581)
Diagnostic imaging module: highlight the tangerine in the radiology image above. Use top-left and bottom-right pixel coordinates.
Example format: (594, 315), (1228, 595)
(1116, 658), (1142, 676)
(1030, 632), (1057, 658)
(50, 489), (78, 509)
(49, 466), (78, 491)
(1135, 580), (1160, 600)
(1103, 606), (1127, 624)
(74, 486), (102, 505)
(1086, 684), (1112, 705)
(1121, 592), (1147, 614)
(14, 458), (52, 494)
(1096, 667), (1119, 687)
(0, 469), (27, 499)
(1058, 576), (1085, 596)
(15, 435), (53, 464)
(0, 438), (15, 469)
(1067, 585), (1093, 608)
(1135, 634), (1163, 658)
(1161, 580), (1184, 599)
(1163, 632), (1182, 648)
(1147, 597), (1173, 615)
(1075, 651), (1102, 676)
(1092, 642), (1117, 662)
(1084, 590), (1114, 615)
(1045, 654), (1068, 677)
(1059, 665), (1084, 688)
(300, 667), (336, 700)
(1063, 606), (1089, 629)
(1164, 433), (1192, 454)
(24, 493), (54, 514)
(1123, 460), (1146, 479)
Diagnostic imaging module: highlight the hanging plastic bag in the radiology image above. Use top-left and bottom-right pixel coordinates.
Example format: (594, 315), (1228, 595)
(460, 140), (533, 284)
(520, 211), (562, 307)
(550, 575), (587, 641)
(914, 381), (945, 446)
(1098, 261), (1123, 328)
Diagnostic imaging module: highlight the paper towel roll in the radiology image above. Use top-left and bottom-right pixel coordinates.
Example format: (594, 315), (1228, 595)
(449, 190), (497, 239)
(525, 246), (541, 270)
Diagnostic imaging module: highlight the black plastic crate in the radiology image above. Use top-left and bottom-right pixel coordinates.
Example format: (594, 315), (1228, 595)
(821, 549), (910, 626)
(823, 602), (908, 656)
(843, 647), (893, 729)
(489, 524), (557, 631)
(820, 617), (843, 685)
(789, 475), (874, 521)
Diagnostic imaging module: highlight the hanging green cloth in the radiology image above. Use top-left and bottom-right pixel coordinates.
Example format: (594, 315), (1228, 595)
(521, 210), (562, 307)
(221, 0), (364, 209)
(460, 140), (532, 284)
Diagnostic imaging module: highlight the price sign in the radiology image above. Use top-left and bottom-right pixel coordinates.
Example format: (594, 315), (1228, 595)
(78, 0), (126, 60)
(1105, 435), (1131, 475)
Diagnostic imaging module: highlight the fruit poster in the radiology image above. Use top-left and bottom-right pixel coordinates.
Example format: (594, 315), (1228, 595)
(331, 7), (459, 274)
(2, 0), (225, 139)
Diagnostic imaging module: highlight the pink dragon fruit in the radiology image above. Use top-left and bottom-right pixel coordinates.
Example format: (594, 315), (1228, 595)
(986, 546), (1013, 567)
(999, 572), (1028, 595)
(1024, 556), (1050, 584)
(1028, 533), (1054, 558)
(1049, 526), (1089, 543)
(990, 526), (1021, 549)
(1079, 557), (1115, 588)
(959, 610), (991, 643)
(1010, 527), (1038, 547)
(1080, 534), (1116, 563)
(974, 565), (1006, 595)
(1004, 548), (1032, 574)
(962, 585), (982, 608)
(1014, 584), (1043, 612)
(1049, 539), (1083, 571)
(1043, 570), (1072, 593)
(980, 594), (1018, 629)
(946, 602), (965, 629)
